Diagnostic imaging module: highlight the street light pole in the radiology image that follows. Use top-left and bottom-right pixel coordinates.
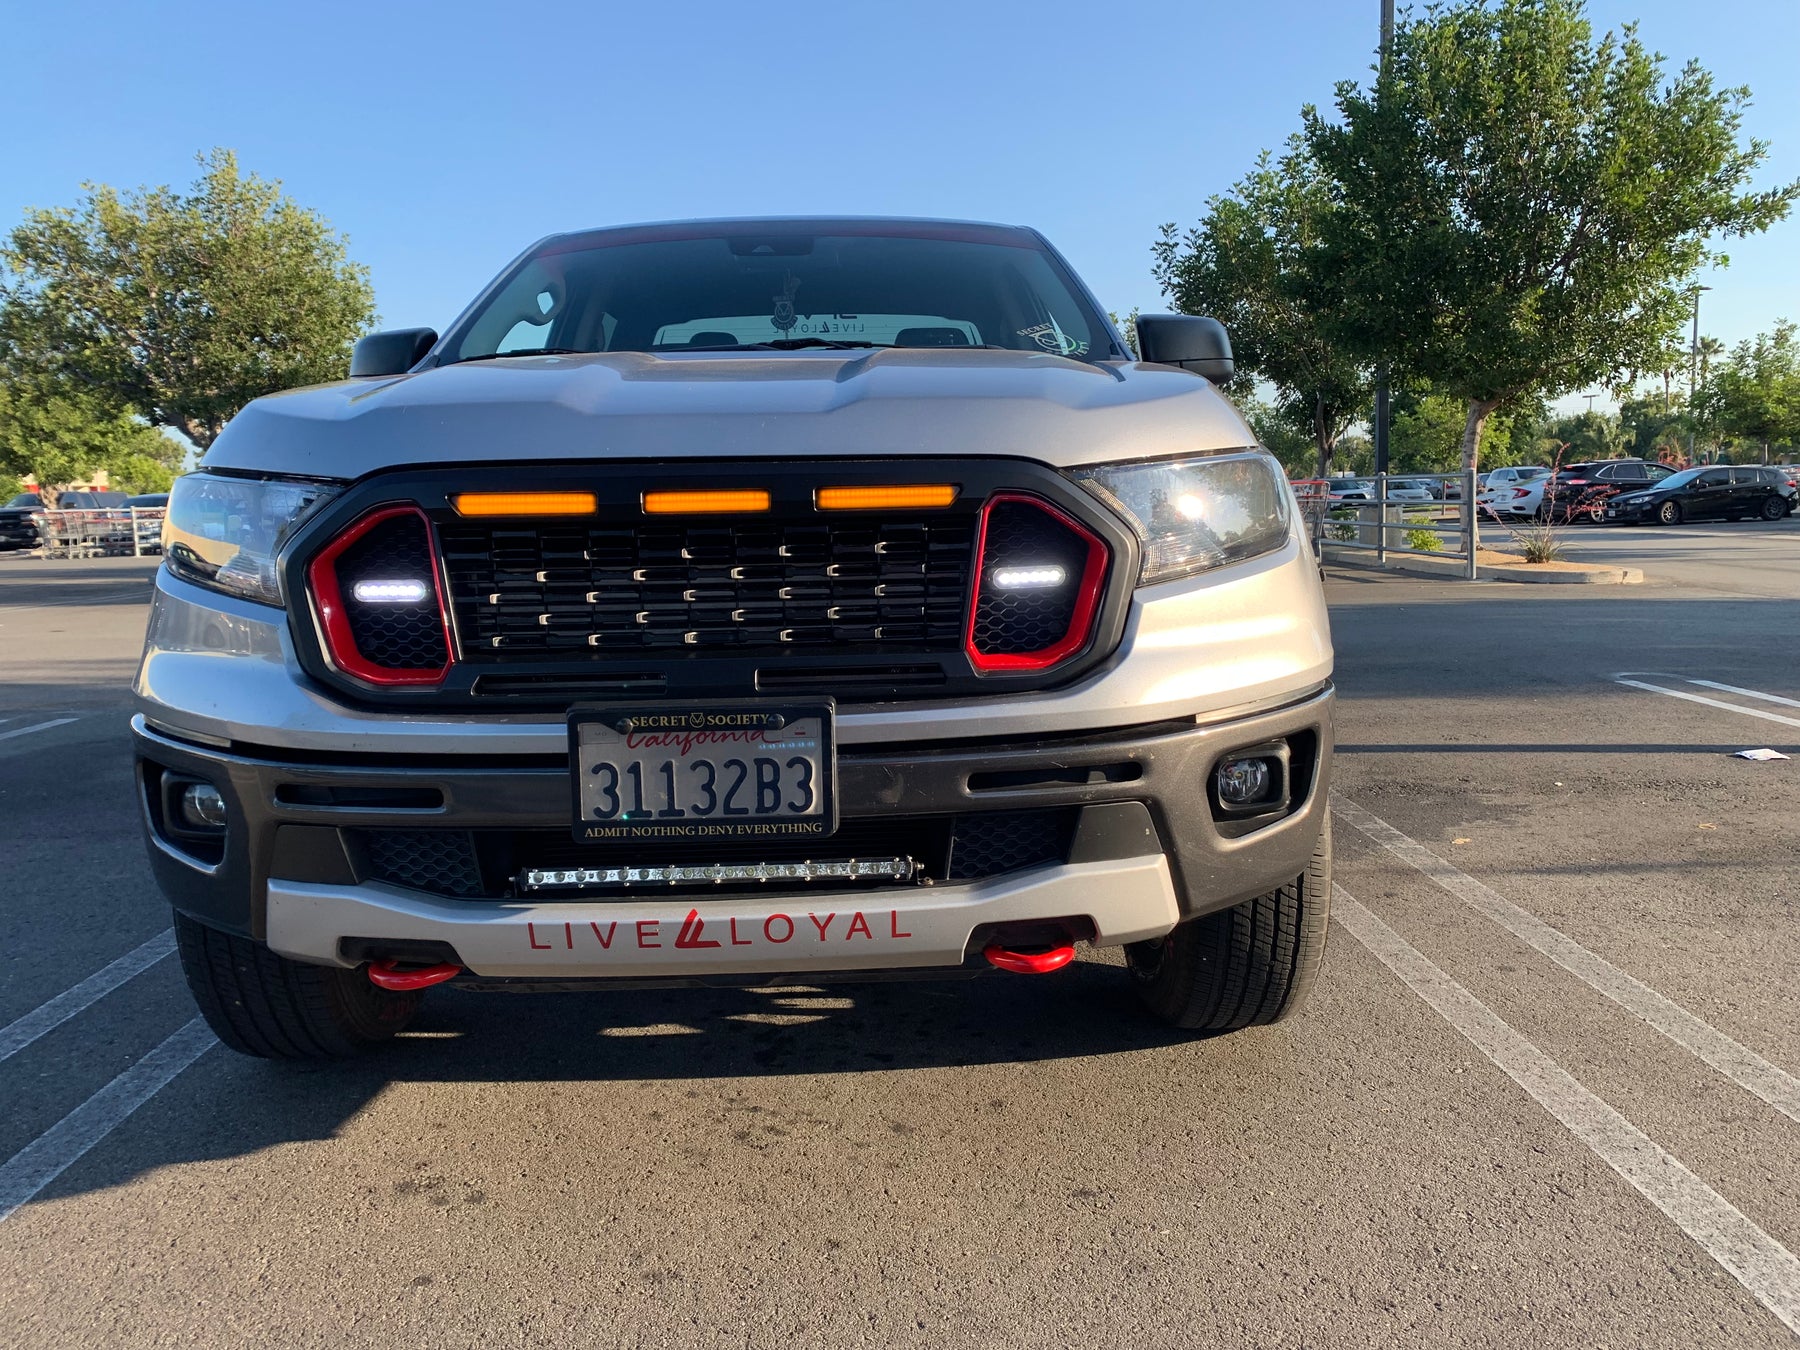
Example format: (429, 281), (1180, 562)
(1373, 0), (1395, 478)
(1687, 285), (1710, 463)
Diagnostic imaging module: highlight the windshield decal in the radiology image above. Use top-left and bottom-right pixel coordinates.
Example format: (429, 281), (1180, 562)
(1017, 321), (1088, 356)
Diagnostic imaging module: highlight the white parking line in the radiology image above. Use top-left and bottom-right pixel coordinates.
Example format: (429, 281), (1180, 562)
(0, 717), (79, 743)
(1688, 679), (1800, 711)
(1333, 887), (1800, 1336)
(0, 929), (177, 1062)
(0, 1018), (215, 1223)
(1615, 677), (1800, 731)
(1334, 795), (1800, 1125)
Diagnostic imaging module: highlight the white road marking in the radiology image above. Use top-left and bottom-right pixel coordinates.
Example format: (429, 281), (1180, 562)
(1688, 679), (1800, 711)
(0, 1018), (216, 1223)
(1614, 677), (1800, 731)
(0, 717), (79, 743)
(1334, 795), (1800, 1126)
(1333, 887), (1800, 1336)
(0, 929), (177, 1062)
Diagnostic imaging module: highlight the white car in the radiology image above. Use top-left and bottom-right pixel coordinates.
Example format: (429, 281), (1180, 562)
(1478, 466), (1551, 520)
(1385, 479), (1436, 503)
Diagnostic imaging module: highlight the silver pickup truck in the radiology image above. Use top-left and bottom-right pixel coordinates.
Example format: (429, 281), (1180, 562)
(134, 217), (1334, 1058)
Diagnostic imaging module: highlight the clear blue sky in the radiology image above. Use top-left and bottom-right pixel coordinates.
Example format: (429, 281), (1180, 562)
(5, 0), (1796, 408)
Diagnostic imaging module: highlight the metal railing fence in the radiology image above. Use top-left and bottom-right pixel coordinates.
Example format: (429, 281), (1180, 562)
(1297, 471), (1481, 580)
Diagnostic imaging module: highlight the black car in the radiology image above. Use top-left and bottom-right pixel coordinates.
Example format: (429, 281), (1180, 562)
(1540, 459), (1676, 522)
(1604, 465), (1796, 525)
(0, 492), (45, 551)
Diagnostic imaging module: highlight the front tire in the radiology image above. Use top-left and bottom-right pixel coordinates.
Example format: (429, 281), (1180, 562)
(1127, 820), (1331, 1032)
(174, 911), (421, 1058)
(1658, 500), (1683, 526)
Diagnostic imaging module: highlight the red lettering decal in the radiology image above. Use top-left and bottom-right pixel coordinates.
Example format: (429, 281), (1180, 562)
(636, 919), (662, 949)
(764, 913), (794, 944)
(729, 918), (753, 946)
(528, 922), (552, 951)
(675, 908), (722, 949)
(564, 922), (574, 950)
(589, 921), (617, 949)
(845, 911), (873, 940)
(808, 912), (836, 940)
(889, 910), (913, 939)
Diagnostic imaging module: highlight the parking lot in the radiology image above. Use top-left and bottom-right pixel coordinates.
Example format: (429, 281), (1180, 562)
(1, 527), (1796, 1349)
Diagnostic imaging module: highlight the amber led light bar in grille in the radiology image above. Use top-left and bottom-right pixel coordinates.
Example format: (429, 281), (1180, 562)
(815, 484), (958, 510)
(641, 489), (772, 515)
(453, 491), (598, 517)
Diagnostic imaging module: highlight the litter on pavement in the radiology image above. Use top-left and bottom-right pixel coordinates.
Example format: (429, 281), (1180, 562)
(1731, 748), (1791, 761)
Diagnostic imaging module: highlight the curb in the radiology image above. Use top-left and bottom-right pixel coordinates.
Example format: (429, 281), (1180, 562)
(1320, 550), (1644, 585)
(1483, 563), (1644, 586)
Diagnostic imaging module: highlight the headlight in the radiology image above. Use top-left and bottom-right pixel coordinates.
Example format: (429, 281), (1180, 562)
(162, 472), (342, 606)
(1070, 451), (1290, 586)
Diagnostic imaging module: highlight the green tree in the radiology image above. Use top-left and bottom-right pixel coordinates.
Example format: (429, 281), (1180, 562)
(1236, 394), (1318, 478)
(1305, 0), (1795, 470)
(1389, 390), (1517, 472)
(0, 149), (375, 449)
(1546, 409), (1626, 460)
(1153, 137), (1372, 478)
(1619, 392), (1689, 462)
(1699, 321), (1800, 462)
(0, 372), (176, 492)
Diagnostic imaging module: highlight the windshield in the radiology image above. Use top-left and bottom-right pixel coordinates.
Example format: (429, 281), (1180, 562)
(443, 229), (1117, 363)
(1658, 468), (1704, 489)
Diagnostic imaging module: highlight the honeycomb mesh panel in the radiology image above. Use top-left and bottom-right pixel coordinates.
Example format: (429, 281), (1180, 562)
(946, 809), (1076, 880)
(972, 500), (1091, 656)
(361, 830), (484, 897)
(334, 514), (448, 670)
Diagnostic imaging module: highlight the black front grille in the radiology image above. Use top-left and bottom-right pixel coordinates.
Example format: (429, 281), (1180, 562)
(440, 516), (975, 659)
(336, 514), (447, 670)
(973, 500), (1091, 655)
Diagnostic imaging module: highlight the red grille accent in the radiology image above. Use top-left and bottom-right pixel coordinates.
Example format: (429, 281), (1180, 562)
(308, 506), (455, 687)
(963, 493), (1107, 673)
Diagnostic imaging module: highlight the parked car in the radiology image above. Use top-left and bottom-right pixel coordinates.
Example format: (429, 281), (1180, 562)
(136, 215), (1335, 1059)
(1476, 466), (1553, 521)
(126, 493), (170, 553)
(1604, 465), (1796, 525)
(1541, 460), (1677, 523)
(1328, 478), (1374, 502)
(1385, 479), (1436, 503)
(0, 492), (45, 551)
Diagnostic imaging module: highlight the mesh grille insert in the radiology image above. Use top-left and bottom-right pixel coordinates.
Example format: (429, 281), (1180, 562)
(972, 500), (1091, 656)
(333, 514), (448, 670)
(361, 831), (484, 897)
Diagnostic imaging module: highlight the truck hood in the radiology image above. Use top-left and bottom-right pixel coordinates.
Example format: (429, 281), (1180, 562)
(204, 348), (1257, 478)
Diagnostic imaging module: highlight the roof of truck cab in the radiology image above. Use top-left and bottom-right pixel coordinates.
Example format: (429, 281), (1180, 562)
(537, 216), (1044, 254)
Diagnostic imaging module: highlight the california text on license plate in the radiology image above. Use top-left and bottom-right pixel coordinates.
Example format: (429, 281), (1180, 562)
(567, 702), (836, 843)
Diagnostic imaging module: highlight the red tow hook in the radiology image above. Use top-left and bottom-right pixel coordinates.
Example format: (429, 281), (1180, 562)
(982, 943), (1076, 975)
(367, 959), (462, 991)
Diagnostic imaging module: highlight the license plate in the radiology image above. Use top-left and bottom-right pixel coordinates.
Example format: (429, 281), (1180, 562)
(567, 702), (835, 842)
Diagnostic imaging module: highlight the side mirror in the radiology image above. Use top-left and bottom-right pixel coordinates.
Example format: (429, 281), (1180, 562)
(350, 328), (438, 378)
(1135, 314), (1234, 384)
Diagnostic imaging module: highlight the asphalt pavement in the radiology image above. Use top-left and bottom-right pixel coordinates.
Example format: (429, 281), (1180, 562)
(0, 534), (1796, 1349)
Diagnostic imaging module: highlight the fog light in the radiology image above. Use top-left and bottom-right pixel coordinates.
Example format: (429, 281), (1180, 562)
(180, 782), (228, 830)
(1216, 757), (1272, 805)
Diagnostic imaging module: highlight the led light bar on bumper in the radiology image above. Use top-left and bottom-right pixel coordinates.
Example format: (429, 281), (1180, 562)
(1071, 452), (1290, 585)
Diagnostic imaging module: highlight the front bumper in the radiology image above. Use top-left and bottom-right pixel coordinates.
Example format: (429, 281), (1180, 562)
(133, 685), (1332, 975)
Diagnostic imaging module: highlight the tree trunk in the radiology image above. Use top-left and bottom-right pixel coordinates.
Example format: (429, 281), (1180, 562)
(1314, 394), (1331, 480)
(1459, 398), (1500, 472)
